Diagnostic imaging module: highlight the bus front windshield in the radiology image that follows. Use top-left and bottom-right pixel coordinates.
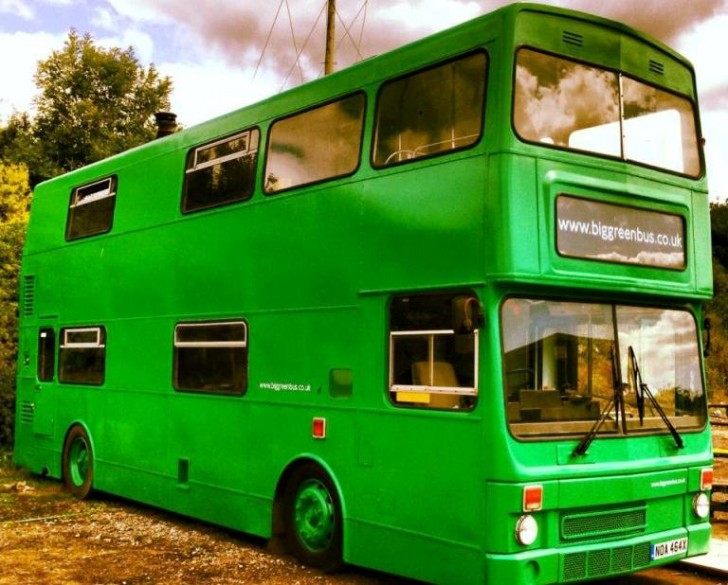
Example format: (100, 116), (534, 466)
(502, 299), (706, 439)
(513, 48), (701, 177)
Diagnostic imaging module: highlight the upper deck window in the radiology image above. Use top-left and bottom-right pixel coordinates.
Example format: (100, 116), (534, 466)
(513, 48), (700, 177)
(373, 52), (487, 167)
(183, 129), (259, 212)
(264, 94), (365, 193)
(66, 177), (117, 240)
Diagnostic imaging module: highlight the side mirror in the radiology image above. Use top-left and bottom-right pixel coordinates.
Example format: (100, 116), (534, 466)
(704, 317), (711, 358)
(452, 296), (484, 333)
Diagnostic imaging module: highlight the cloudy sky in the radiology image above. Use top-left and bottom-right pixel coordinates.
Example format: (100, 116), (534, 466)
(1, 0), (727, 197)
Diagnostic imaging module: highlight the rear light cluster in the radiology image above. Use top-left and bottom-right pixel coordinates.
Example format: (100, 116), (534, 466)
(693, 467), (713, 520)
(522, 484), (543, 512)
(516, 484), (543, 546)
(312, 417), (326, 439)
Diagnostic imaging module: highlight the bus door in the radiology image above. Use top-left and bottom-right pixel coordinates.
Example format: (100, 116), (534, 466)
(18, 325), (57, 437)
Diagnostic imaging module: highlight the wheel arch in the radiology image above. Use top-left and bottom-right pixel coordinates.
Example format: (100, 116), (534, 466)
(61, 421), (96, 499)
(61, 421), (95, 460)
(270, 455), (347, 553)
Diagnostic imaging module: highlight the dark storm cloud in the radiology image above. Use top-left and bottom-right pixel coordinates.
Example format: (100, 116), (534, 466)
(143, 0), (727, 82)
(148, 0), (375, 82)
(566, 0), (725, 43)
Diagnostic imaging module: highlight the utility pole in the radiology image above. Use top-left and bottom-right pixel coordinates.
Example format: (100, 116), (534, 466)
(325, 0), (336, 75)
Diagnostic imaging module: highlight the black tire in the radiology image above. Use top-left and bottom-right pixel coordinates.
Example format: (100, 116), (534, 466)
(283, 463), (343, 571)
(62, 425), (94, 499)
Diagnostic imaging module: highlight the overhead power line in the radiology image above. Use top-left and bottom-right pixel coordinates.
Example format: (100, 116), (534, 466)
(253, 0), (370, 90)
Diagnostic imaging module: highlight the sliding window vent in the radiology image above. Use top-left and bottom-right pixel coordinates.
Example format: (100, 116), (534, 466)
(22, 276), (35, 317)
(649, 59), (665, 75)
(562, 30), (584, 47)
(20, 401), (34, 425)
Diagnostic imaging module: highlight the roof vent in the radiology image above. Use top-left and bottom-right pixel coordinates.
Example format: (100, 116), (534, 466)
(649, 60), (665, 75)
(562, 31), (584, 47)
(23, 275), (35, 317)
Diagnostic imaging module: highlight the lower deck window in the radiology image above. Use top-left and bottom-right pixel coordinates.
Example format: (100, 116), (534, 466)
(174, 321), (248, 395)
(59, 327), (106, 385)
(38, 328), (55, 382)
(389, 292), (479, 410)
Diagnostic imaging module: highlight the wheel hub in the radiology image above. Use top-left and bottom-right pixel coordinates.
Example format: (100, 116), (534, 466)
(294, 479), (335, 551)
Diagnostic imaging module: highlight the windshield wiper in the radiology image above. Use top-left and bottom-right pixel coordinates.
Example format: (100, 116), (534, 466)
(573, 346), (626, 457)
(628, 345), (684, 449)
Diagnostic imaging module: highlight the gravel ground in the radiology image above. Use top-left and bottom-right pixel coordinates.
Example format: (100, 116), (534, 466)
(0, 450), (412, 585)
(1, 429), (724, 585)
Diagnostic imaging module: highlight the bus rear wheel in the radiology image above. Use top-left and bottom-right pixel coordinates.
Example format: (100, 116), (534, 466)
(284, 463), (343, 571)
(62, 425), (94, 499)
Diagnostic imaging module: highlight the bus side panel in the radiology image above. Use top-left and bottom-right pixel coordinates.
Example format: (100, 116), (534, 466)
(344, 411), (487, 585)
(14, 325), (58, 476)
(358, 157), (487, 292)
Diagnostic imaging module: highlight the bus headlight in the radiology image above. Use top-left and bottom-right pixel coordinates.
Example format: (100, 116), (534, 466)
(693, 493), (710, 519)
(515, 514), (539, 545)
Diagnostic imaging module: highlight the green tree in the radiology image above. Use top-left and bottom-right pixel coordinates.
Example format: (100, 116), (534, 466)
(0, 32), (173, 444)
(0, 113), (41, 180)
(0, 30), (172, 181)
(711, 200), (728, 269)
(706, 200), (728, 403)
(0, 163), (30, 445)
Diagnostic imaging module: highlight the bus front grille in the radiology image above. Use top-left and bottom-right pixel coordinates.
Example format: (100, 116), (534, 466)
(561, 505), (647, 541)
(563, 543), (651, 581)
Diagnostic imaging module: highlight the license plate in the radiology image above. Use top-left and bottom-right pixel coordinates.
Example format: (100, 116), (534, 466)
(650, 537), (688, 561)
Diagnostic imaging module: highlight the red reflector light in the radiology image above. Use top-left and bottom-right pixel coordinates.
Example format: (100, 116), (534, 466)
(523, 484), (543, 512)
(312, 417), (326, 439)
(701, 468), (713, 491)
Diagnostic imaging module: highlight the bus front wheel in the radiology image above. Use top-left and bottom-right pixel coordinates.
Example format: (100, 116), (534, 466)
(283, 463), (343, 571)
(62, 425), (94, 499)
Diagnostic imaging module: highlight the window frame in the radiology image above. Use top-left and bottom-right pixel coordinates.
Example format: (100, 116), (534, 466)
(388, 291), (480, 411)
(37, 327), (55, 382)
(371, 50), (488, 169)
(389, 329), (480, 395)
(173, 320), (249, 396)
(58, 326), (107, 385)
(65, 176), (117, 241)
(182, 128), (260, 213)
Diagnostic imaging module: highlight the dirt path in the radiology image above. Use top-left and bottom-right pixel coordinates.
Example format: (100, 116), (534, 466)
(2, 432), (725, 585)
(0, 451), (405, 585)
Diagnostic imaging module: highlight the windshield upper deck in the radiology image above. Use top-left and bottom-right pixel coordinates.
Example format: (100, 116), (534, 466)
(513, 48), (701, 177)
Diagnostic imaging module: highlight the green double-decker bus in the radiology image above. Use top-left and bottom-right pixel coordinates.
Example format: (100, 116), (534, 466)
(14, 3), (713, 584)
